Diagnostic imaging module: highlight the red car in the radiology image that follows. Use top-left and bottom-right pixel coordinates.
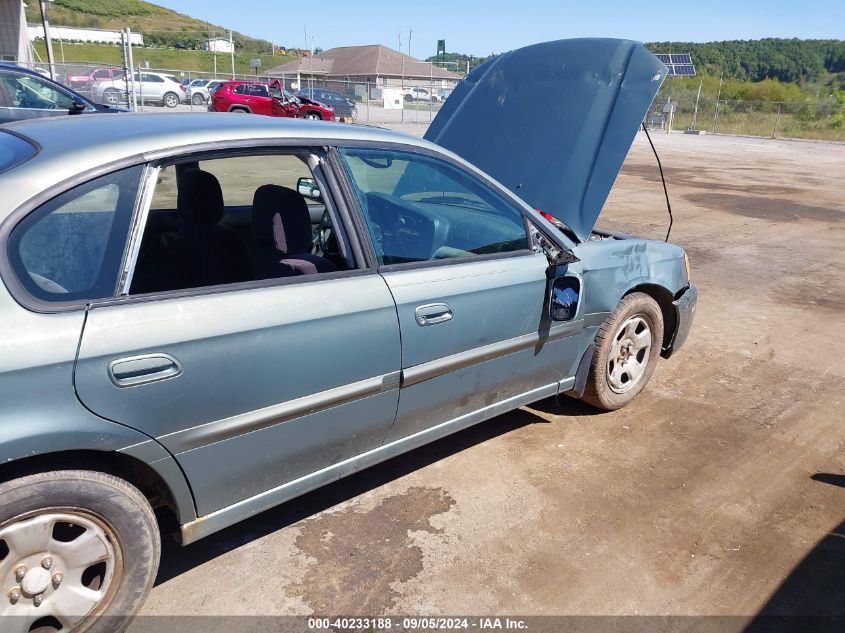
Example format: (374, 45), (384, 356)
(210, 80), (335, 120)
(65, 67), (125, 90)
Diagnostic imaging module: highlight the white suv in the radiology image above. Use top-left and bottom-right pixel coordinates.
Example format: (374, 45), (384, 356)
(94, 71), (185, 108)
(402, 86), (440, 102)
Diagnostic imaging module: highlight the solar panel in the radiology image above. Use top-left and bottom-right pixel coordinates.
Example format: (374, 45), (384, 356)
(655, 53), (697, 77)
(671, 64), (696, 76)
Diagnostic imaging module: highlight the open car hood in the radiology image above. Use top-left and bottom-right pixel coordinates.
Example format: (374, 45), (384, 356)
(425, 38), (666, 242)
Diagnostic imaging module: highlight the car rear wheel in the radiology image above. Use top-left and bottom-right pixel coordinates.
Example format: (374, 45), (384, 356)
(229, 107), (249, 114)
(191, 93), (205, 106)
(162, 92), (179, 108)
(303, 111), (322, 120)
(581, 292), (664, 410)
(0, 470), (160, 633)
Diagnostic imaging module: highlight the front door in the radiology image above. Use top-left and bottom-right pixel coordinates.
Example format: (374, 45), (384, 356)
(0, 70), (79, 123)
(73, 150), (401, 516)
(337, 147), (587, 443)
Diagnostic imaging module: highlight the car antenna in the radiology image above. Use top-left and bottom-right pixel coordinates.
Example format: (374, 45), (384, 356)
(641, 122), (673, 242)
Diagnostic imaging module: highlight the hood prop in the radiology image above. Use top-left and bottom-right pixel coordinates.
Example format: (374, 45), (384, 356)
(641, 123), (674, 242)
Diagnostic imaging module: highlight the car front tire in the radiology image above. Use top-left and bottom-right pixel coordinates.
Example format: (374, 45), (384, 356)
(303, 111), (322, 120)
(581, 292), (664, 410)
(0, 470), (160, 633)
(103, 89), (120, 106)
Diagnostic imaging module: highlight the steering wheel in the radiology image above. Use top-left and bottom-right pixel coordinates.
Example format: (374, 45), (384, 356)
(318, 209), (341, 258)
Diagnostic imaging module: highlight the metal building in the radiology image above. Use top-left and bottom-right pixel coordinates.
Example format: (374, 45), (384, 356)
(0, 0), (31, 64)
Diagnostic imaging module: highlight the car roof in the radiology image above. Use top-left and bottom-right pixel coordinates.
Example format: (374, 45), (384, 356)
(0, 63), (52, 78)
(0, 113), (446, 218)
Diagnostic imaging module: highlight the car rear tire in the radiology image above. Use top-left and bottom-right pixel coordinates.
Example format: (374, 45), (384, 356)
(0, 470), (160, 633)
(581, 292), (663, 410)
(303, 111), (322, 120)
(229, 107), (249, 114)
(191, 93), (205, 106)
(162, 92), (179, 108)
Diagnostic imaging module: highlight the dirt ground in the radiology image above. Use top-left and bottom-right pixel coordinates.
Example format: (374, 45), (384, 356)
(137, 130), (845, 625)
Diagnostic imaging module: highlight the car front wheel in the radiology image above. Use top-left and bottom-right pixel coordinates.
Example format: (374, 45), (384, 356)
(303, 111), (322, 120)
(0, 470), (160, 633)
(103, 89), (121, 106)
(191, 93), (205, 105)
(581, 292), (664, 410)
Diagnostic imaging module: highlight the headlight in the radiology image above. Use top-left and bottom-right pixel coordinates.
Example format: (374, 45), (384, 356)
(683, 252), (692, 283)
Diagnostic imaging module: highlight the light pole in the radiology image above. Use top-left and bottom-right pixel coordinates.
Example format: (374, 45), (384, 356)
(38, 1), (56, 79)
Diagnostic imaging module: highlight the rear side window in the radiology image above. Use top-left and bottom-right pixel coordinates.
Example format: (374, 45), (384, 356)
(0, 132), (37, 174)
(8, 166), (142, 303)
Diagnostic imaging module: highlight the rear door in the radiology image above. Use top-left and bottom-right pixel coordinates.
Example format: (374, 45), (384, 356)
(337, 146), (588, 443)
(72, 150), (401, 516)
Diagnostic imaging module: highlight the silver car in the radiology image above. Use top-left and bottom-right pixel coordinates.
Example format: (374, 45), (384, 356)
(94, 71), (185, 108)
(185, 78), (214, 105)
(0, 39), (694, 630)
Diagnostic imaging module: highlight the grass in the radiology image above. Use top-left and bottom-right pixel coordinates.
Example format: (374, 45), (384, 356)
(25, 0), (278, 53)
(32, 42), (294, 79)
(669, 109), (844, 141)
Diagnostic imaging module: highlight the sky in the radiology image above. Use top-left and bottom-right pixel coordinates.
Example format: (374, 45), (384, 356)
(160, 0), (844, 59)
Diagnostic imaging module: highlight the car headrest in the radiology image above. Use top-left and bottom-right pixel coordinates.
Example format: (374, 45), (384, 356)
(177, 168), (224, 226)
(251, 184), (311, 255)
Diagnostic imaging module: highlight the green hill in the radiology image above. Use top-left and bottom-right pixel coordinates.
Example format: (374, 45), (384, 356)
(25, 0), (282, 54)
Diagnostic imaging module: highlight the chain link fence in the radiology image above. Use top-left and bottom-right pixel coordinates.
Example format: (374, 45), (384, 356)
(647, 92), (844, 142)
(14, 61), (449, 123)
(11, 60), (845, 141)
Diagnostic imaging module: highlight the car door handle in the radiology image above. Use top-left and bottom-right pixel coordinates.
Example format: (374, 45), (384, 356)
(415, 303), (453, 326)
(108, 354), (182, 388)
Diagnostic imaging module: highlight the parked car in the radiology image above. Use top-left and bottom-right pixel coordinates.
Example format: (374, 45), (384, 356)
(93, 71), (185, 108)
(402, 86), (439, 102)
(0, 63), (123, 123)
(64, 66), (124, 91)
(185, 78), (215, 105)
(211, 80), (335, 120)
(0, 39), (694, 630)
(295, 87), (357, 120)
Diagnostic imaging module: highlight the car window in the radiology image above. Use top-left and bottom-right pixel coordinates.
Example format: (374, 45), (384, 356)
(233, 84), (247, 95)
(132, 153), (343, 295)
(0, 131), (37, 173)
(250, 85), (269, 98)
(338, 148), (529, 265)
(142, 74), (164, 83)
(0, 73), (75, 110)
(8, 166), (143, 302)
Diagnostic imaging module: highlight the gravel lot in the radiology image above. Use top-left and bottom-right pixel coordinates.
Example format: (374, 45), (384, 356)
(136, 130), (844, 627)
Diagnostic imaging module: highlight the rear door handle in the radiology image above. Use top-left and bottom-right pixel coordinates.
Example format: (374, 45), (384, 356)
(108, 354), (182, 388)
(415, 303), (453, 326)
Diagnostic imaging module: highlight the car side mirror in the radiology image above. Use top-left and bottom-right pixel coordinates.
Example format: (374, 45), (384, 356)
(70, 100), (87, 113)
(550, 277), (580, 321)
(297, 177), (322, 201)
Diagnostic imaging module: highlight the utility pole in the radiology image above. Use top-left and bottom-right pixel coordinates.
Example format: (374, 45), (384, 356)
(229, 30), (235, 79)
(126, 28), (137, 111)
(408, 29), (412, 58)
(38, 1), (56, 80)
